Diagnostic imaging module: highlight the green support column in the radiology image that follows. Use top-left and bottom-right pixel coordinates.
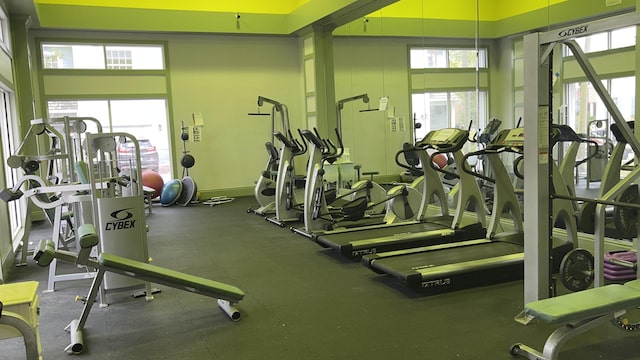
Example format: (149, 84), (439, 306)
(301, 26), (337, 138)
(10, 15), (36, 125)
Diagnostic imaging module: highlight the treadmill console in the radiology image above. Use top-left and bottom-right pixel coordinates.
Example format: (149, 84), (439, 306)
(417, 128), (469, 153)
(490, 128), (524, 151)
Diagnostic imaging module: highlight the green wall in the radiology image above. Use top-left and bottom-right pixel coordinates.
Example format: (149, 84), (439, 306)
(335, 0), (635, 38)
(167, 34), (305, 196)
(28, 29), (305, 198)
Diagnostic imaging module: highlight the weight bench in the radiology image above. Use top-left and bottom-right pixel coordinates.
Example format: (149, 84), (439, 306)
(510, 279), (640, 359)
(0, 281), (42, 360)
(34, 224), (245, 355)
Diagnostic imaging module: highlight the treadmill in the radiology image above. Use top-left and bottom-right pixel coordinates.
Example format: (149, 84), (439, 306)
(312, 127), (488, 259)
(362, 126), (579, 295)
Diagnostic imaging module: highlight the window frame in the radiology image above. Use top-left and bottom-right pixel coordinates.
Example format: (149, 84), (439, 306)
(40, 41), (166, 71)
(563, 25), (636, 56)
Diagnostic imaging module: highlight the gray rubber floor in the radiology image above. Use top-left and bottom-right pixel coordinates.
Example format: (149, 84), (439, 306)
(3, 196), (639, 359)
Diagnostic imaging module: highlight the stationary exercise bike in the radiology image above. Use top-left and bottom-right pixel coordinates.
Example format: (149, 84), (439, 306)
(382, 145), (438, 224)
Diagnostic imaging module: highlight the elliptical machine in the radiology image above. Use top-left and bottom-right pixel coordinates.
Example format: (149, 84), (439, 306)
(292, 129), (407, 237)
(248, 96), (290, 215)
(266, 129), (307, 227)
(249, 142), (279, 215)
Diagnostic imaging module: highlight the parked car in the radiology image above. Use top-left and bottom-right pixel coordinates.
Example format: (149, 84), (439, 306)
(116, 138), (160, 172)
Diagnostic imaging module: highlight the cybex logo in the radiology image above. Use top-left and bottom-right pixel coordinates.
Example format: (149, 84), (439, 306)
(105, 208), (136, 231)
(558, 25), (588, 38)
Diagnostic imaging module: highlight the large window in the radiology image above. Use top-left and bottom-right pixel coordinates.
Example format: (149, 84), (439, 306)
(47, 99), (172, 180)
(412, 91), (487, 141)
(410, 48), (487, 69)
(409, 45), (488, 142)
(40, 40), (171, 179)
(564, 76), (635, 185)
(41, 43), (164, 70)
(0, 90), (22, 241)
(0, 6), (9, 50)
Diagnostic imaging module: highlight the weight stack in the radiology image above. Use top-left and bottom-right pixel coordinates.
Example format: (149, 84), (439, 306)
(604, 251), (637, 281)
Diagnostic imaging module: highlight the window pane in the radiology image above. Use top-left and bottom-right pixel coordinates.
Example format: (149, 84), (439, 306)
(449, 49), (472, 68)
(478, 48), (487, 68)
(610, 76), (635, 122)
(514, 89), (524, 105)
(47, 100), (110, 133)
(565, 81), (607, 136)
(411, 92), (448, 139)
(611, 26), (636, 49)
(412, 91), (487, 144)
(42, 44), (105, 69)
(513, 58), (524, 87)
(110, 99), (170, 177)
(513, 40), (524, 58)
(450, 91), (473, 128)
(575, 33), (608, 53)
(410, 48), (447, 69)
(412, 93), (429, 141)
(105, 45), (164, 70)
(450, 91), (486, 129)
(411, 47), (486, 69)
(428, 93), (449, 130)
(46, 99), (172, 180)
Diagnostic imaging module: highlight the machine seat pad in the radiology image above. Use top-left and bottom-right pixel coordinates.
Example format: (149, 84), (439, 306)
(525, 284), (640, 324)
(98, 253), (245, 302)
(623, 278), (640, 291)
(77, 224), (99, 249)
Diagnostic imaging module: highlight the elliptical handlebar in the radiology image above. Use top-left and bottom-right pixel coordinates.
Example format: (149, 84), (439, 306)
(293, 129), (308, 156)
(325, 128), (344, 163)
(301, 128), (344, 163)
(301, 129), (324, 149)
(394, 147), (419, 173)
(274, 129), (308, 158)
(460, 127), (524, 183)
(395, 143), (458, 179)
(551, 124), (602, 166)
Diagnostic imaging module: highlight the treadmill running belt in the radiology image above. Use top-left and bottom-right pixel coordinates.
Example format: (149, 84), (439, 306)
(367, 241), (524, 294)
(314, 220), (486, 259)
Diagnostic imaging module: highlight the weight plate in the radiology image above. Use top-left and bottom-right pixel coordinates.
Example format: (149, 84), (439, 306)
(613, 185), (639, 240)
(6, 155), (23, 169)
(559, 248), (594, 292)
(578, 201), (596, 234)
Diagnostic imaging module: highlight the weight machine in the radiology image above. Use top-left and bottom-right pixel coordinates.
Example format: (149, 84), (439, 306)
(5, 117), (103, 266)
(513, 12), (640, 360)
(522, 11), (640, 304)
